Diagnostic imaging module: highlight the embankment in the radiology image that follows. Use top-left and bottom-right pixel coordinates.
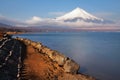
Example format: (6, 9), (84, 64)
(16, 37), (96, 80)
(0, 34), (96, 80)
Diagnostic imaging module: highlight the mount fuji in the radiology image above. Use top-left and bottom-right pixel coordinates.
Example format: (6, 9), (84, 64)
(0, 7), (115, 29)
(56, 7), (105, 23)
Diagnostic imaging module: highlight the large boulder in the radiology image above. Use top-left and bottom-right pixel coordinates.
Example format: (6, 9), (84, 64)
(41, 47), (52, 54)
(30, 41), (37, 47)
(24, 39), (31, 45)
(51, 51), (67, 66)
(35, 43), (42, 51)
(63, 59), (80, 74)
(42, 47), (67, 66)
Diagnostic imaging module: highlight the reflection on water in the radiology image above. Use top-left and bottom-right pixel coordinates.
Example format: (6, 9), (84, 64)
(14, 32), (120, 80)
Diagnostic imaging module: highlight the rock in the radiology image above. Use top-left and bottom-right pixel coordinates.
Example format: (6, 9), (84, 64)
(42, 47), (52, 54)
(30, 41), (37, 47)
(3, 34), (12, 39)
(58, 73), (96, 80)
(24, 39), (31, 45)
(51, 51), (67, 66)
(35, 42), (42, 51)
(63, 59), (80, 74)
(41, 47), (67, 66)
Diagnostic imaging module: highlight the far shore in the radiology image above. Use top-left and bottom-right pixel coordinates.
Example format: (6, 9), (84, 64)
(6, 31), (26, 35)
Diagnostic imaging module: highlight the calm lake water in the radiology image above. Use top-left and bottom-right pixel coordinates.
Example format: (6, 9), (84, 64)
(14, 32), (120, 80)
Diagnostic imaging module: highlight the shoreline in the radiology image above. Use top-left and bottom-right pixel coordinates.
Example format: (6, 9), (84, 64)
(0, 33), (96, 80)
(16, 37), (96, 80)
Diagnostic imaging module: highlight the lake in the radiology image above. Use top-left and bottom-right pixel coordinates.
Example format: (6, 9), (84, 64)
(14, 32), (120, 80)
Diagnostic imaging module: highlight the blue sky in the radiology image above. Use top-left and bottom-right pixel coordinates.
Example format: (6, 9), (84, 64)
(0, 0), (120, 21)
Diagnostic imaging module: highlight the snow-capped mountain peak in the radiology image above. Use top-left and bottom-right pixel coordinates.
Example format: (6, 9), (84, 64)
(56, 7), (103, 22)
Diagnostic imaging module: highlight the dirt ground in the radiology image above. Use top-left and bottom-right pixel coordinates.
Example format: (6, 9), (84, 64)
(0, 32), (3, 39)
(22, 45), (64, 80)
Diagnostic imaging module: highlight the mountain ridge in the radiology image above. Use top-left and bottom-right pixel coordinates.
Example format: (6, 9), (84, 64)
(56, 7), (105, 23)
(56, 7), (103, 20)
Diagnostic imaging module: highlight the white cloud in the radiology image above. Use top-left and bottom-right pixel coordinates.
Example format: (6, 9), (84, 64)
(25, 16), (43, 24)
(0, 14), (120, 29)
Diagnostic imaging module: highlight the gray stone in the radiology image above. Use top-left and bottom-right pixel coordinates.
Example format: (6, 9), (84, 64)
(53, 51), (67, 66)
(63, 59), (80, 74)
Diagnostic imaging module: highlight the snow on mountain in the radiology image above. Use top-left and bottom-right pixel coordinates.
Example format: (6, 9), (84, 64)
(56, 7), (104, 23)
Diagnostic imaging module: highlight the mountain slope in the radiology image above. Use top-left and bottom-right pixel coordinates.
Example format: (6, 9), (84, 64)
(56, 7), (104, 23)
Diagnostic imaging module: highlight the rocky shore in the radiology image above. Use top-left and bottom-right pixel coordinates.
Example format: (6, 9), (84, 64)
(0, 34), (96, 80)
